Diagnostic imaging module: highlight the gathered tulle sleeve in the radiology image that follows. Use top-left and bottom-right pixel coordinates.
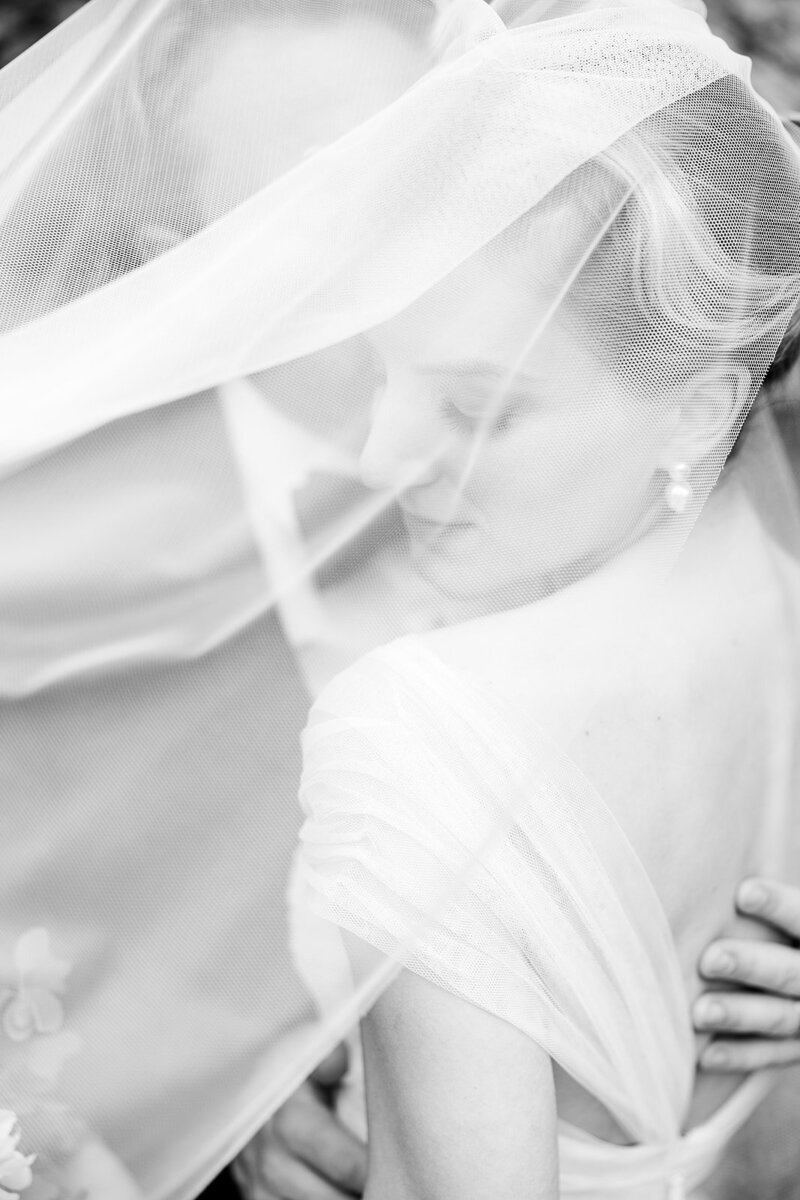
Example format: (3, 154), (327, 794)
(294, 637), (696, 1144)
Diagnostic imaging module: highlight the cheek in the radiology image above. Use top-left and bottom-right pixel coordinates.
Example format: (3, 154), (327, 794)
(464, 411), (656, 525)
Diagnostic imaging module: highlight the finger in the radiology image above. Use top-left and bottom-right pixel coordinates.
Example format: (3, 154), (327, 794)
(699, 939), (800, 996)
(694, 992), (800, 1037)
(699, 1037), (800, 1073)
(232, 1152), (280, 1200)
(310, 1043), (350, 1089)
(255, 1146), (358, 1200)
(273, 1095), (367, 1194)
(737, 877), (800, 941)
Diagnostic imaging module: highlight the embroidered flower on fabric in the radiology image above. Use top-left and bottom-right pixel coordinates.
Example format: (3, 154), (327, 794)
(0, 1111), (35, 1199)
(0, 931), (71, 1044)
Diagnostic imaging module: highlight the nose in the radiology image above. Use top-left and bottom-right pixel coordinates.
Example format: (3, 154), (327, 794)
(358, 383), (442, 493)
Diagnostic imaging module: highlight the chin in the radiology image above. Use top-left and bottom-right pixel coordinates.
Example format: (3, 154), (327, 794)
(413, 537), (577, 610)
(412, 548), (519, 606)
(407, 524), (553, 605)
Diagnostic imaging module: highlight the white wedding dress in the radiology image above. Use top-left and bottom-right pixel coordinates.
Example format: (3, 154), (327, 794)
(291, 626), (793, 1200)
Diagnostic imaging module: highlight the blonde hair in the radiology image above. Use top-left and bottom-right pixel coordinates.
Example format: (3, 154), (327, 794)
(501, 77), (800, 413)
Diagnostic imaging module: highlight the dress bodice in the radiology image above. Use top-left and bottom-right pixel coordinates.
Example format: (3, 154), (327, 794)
(293, 635), (784, 1198)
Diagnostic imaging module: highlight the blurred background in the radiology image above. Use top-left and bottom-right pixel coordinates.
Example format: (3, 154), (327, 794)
(0, 0), (799, 111)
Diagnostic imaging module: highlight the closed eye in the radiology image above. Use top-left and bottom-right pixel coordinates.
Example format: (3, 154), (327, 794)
(438, 391), (527, 436)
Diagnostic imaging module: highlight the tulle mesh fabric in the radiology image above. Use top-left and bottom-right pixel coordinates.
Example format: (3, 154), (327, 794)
(2, 0), (800, 1196)
(298, 640), (695, 1140)
(296, 635), (789, 1194)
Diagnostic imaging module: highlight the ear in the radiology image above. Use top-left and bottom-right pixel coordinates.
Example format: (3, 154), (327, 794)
(657, 366), (752, 470)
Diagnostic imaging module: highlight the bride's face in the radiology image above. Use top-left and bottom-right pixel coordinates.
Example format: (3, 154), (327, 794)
(363, 251), (676, 602)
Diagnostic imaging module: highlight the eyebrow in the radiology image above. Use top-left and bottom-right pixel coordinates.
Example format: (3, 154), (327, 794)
(416, 359), (541, 389)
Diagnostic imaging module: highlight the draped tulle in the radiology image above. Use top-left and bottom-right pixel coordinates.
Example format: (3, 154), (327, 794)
(295, 633), (793, 1196)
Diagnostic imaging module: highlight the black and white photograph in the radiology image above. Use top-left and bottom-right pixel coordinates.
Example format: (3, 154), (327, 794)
(2, 2), (800, 1199)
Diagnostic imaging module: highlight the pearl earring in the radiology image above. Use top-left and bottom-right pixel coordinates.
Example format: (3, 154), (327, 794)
(665, 462), (693, 514)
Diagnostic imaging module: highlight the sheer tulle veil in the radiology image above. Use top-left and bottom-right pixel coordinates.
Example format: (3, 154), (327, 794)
(1, 0), (800, 1196)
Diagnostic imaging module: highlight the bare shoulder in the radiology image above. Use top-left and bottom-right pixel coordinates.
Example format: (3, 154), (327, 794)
(424, 486), (798, 749)
(420, 487), (800, 913)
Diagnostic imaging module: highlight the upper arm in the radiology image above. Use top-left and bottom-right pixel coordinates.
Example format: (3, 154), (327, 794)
(360, 964), (559, 1200)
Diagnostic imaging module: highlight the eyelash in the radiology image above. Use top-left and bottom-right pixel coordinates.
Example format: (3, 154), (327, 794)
(438, 394), (524, 437)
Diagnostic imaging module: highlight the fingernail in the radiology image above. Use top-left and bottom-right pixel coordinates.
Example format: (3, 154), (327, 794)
(696, 999), (726, 1027)
(738, 882), (768, 913)
(703, 1044), (729, 1068)
(705, 949), (736, 976)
